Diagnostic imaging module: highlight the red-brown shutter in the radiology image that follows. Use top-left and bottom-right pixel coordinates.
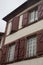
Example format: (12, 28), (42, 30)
(18, 37), (27, 60)
(37, 30), (43, 56)
(2, 45), (8, 63)
(14, 40), (19, 61)
(11, 16), (19, 32)
(22, 12), (29, 27)
(38, 1), (43, 20)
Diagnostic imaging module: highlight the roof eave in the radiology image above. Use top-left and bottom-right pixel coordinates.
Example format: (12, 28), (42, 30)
(3, 0), (40, 22)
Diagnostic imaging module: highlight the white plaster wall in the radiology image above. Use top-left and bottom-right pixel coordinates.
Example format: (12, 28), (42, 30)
(4, 20), (43, 45)
(7, 57), (43, 65)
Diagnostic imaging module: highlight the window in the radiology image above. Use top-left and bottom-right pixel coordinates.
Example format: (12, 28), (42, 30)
(19, 15), (23, 29)
(0, 39), (1, 48)
(7, 44), (15, 62)
(7, 22), (12, 35)
(0, 37), (3, 48)
(26, 36), (37, 58)
(29, 9), (38, 23)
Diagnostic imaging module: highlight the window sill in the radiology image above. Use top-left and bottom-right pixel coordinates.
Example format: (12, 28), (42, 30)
(4, 55), (43, 64)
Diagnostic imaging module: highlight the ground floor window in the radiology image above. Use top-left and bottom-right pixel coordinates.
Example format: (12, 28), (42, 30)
(26, 36), (37, 57)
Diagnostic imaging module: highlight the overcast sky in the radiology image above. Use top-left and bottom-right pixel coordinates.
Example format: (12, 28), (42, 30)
(0, 0), (27, 32)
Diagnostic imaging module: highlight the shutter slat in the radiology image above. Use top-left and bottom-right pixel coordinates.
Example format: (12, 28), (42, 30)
(22, 12), (29, 27)
(11, 16), (19, 32)
(38, 1), (43, 20)
(37, 30), (43, 56)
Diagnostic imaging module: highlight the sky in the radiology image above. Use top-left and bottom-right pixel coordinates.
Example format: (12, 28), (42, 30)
(0, 0), (27, 32)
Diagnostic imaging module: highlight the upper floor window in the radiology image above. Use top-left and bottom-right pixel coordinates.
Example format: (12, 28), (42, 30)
(6, 21), (12, 35)
(26, 36), (37, 57)
(7, 44), (15, 62)
(0, 39), (1, 48)
(0, 37), (3, 48)
(19, 15), (23, 29)
(29, 9), (38, 23)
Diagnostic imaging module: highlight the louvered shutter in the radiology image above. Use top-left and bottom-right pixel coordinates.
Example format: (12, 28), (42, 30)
(2, 45), (8, 63)
(38, 1), (43, 20)
(11, 16), (19, 32)
(18, 37), (27, 60)
(22, 12), (29, 27)
(14, 40), (19, 61)
(37, 30), (43, 56)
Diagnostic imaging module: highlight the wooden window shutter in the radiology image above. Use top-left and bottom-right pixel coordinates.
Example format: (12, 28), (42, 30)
(37, 30), (43, 56)
(22, 12), (29, 27)
(38, 1), (43, 20)
(14, 40), (19, 61)
(11, 16), (19, 32)
(2, 45), (8, 63)
(18, 37), (27, 60)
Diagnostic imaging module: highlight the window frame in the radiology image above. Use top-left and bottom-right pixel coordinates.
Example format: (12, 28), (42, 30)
(28, 7), (38, 24)
(7, 43), (15, 63)
(0, 39), (1, 48)
(26, 35), (37, 58)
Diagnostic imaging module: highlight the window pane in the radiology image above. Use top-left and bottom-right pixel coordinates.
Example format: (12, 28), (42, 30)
(9, 45), (15, 61)
(35, 10), (38, 20)
(26, 36), (37, 58)
(29, 11), (35, 23)
(29, 9), (38, 23)
(7, 44), (15, 62)
(26, 40), (29, 57)
(33, 37), (37, 56)
(0, 39), (1, 48)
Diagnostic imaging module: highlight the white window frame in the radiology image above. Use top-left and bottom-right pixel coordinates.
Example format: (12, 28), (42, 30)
(6, 19), (12, 35)
(7, 44), (15, 62)
(26, 36), (37, 57)
(0, 39), (1, 48)
(0, 37), (4, 48)
(29, 9), (38, 23)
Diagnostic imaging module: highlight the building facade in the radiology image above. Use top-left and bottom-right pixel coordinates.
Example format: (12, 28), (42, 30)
(0, 32), (4, 65)
(1, 0), (43, 65)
